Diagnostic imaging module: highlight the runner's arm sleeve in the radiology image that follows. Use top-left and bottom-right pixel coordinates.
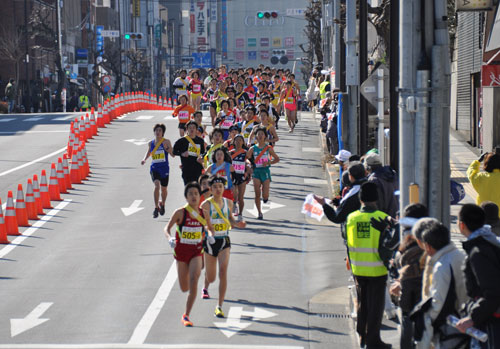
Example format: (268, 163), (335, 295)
(172, 138), (186, 156)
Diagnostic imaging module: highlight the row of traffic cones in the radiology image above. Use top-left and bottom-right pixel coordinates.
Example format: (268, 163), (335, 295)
(1, 90), (162, 245)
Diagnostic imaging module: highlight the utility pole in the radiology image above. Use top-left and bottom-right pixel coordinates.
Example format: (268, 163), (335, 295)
(359, 0), (368, 154)
(389, 0), (399, 170)
(24, 0), (30, 110)
(345, 0), (358, 154)
(332, 0), (340, 89)
(118, 0), (123, 92)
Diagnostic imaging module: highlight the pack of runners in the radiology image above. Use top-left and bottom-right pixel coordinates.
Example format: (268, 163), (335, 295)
(142, 65), (298, 326)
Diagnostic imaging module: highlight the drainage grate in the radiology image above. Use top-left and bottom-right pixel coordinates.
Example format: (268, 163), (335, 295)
(314, 313), (351, 319)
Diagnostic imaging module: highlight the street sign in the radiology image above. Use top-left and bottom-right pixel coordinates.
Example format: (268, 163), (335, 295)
(101, 30), (120, 38)
(192, 52), (212, 68)
(102, 75), (111, 84)
(103, 85), (111, 93)
(360, 64), (390, 111)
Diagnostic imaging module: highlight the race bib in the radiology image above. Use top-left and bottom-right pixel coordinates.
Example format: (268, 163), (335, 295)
(233, 161), (245, 174)
(212, 218), (228, 236)
(221, 119), (233, 128)
(188, 144), (201, 157)
(255, 154), (269, 168)
(286, 97), (294, 104)
(179, 111), (190, 122)
(180, 226), (202, 244)
(152, 150), (166, 163)
(193, 85), (201, 93)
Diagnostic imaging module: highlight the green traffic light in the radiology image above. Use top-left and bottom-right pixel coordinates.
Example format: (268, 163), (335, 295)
(125, 34), (131, 39)
(257, 12), (264, 19)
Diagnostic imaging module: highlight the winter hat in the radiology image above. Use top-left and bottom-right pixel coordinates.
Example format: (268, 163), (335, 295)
(359, 182), (378, 203)
(364, 153), (382, 167)
(481, 201), (500, 225)
(335, 149), (352, 163)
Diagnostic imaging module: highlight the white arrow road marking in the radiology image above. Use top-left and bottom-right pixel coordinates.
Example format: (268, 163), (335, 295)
(121, 200), (145, 216)
(10, 302), (53, 337)
(246, 201), (285, 218)
(214, 307), (277, 338)
(124, 138), (149, 146)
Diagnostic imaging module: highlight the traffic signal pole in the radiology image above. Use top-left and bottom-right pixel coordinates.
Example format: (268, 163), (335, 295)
(346, 0), (358, 155)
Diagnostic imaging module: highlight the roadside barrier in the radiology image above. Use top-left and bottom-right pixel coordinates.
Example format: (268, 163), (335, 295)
(1, 91), (166, 239)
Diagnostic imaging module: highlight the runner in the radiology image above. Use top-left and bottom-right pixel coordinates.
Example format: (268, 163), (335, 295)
(244, 77), (256, 101)
(207, 148), (235, 201)
(262, 95), (280, 129)
(280, 81), (298, 132)
(235, 82), (251, 110)
(215, 81), (229, 113)
(173, 69), (190, 100)
(199, 174), (211, 203)
(141, 123), (175, 218)
(223, 125), (240, 151)
(218, 65), (228, 81)
(193, 111), (207, 140)
(246, 126), (280, 219)
(204, 128), (231, 168)
(173, 95), (196, 137)
(189, 70), (203, 111)
(173, 121), (205, 184)
(230, 134), (251, 221)
(248, 109), (279, 146)
(164, 182), (205, 326)
(203, 79), (218, 127)
(200, 175), (246, 316)
(271, 75), (283, 114)
(254, 82), (267, 106)
(239, 107), (259, 145)
(215, 100), (236, 141)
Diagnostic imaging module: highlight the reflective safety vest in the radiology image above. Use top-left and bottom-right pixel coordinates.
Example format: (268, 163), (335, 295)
(346, 209), (388, 277)
(319, 81), (330, 100)
(79, 95), (90, 109)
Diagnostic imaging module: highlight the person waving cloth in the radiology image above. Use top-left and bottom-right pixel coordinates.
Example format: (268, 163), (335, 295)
(173, 95), (195, 137)
(230, 134), (251, 221)
(280, 81), (298, 133)
(200, 175), (246, 317)
(215, 100), (236, 141)
(141, 123), (175, 218)
(173, 121), (205, 184)
(246, 126), (280, 220)
(207, 148), (235, 201)
(188, 70), (204, 111)
(164, 182), (206, 327)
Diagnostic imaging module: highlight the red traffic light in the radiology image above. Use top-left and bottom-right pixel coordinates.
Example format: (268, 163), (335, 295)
(271, 11), (278, 18)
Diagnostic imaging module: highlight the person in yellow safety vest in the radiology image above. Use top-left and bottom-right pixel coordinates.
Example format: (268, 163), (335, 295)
(345, 182), (392, 349)
(78, 93), (90, 111)
(319, 78), (330, 101)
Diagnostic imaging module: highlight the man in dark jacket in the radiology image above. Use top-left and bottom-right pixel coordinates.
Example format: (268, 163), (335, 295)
(314, 161), (367, 225)
(456, 204), (500, 349)
(364, 153), (399, 218)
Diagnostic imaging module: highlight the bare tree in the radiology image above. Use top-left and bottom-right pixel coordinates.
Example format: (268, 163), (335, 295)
(300, 1), (323, 83)
(91, 42), (122, 96)
(0, 25), (25, 85)
(123, 49), (150, 92)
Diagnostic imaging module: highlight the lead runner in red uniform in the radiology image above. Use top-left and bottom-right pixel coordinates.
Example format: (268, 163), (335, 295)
(164, 182), (206, 327)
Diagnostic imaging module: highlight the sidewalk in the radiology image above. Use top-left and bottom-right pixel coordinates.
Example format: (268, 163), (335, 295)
(316, 115), (482, 349)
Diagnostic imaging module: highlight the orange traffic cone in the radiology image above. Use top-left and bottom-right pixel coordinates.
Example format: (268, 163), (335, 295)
(90, 111), (97, 136)
(85, 113), (92, 140)
(82, 145), (90, 177)
(48, 163), (62, 201)
(4, 192), (19, 236)
(56, 158), (68, 194)
(79, 116), (86, 142)
(97, 104), (105, 128)
(0, 198), (11, 244)
(103, 103), (110, 124)
(39, 170), (53, 209)
(70, 150), (81, 184)
(32, 174), (44, 215)
(15, 184), (30, 227)
(77, 148), (85, 180)
(25, 180), (39, 221)
(62, 154), (72, 190)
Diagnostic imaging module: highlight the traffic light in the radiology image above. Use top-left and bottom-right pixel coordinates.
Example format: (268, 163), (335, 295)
(124, 32), (144, 40)
(256, 11), (278, 19)
(271, 50), (288, 65)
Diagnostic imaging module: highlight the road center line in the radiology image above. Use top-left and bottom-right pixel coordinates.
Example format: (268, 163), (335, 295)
(0, 146), (67, 177)
(128, 261), (178, 345)
(0, 199), (72, 259)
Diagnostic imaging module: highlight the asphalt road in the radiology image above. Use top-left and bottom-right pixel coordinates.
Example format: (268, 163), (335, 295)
(0, 110), (356, 349)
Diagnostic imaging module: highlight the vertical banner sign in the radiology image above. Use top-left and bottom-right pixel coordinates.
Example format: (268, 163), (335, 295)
(195, 1), (208, 51)
(133, 0), (140, 17)
(209, 0), (217, 22)
(284, 37), (294, 48)
(235, 38), (244, 48)
(272, 37), (282, 47)
(222, 0), (227, 59)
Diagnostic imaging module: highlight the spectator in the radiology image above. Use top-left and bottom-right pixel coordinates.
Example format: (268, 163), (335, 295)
(364, 153), (399, 218)
(467, 151), (500, 212)
(314, 161), (367, 225)
(456, 204), (500, 349)
(379, 204), (428, 349)
(334, 149), (352, 170)
(4, 78), (16, 113)
(346, 182), (391, 349)
(325, 93), (339, 158)
(481, 201), (500, 236)
(413, 220), (469, 349)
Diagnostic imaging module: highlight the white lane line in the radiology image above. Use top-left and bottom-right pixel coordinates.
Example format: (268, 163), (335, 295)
(0, 146), (67, 177)
(302, 147), (321, 153)
(136, 115), (155, 120)
(54, 115), (77, 121)
(0, 199), (72, 259)
(23, 117), (44, 122)
(0, 345), (304, 349)
(0, 118), (15, 122)
(304, 178), (328, 185)
(0, 131), (68, 135)
(128, 261), (178, 345)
